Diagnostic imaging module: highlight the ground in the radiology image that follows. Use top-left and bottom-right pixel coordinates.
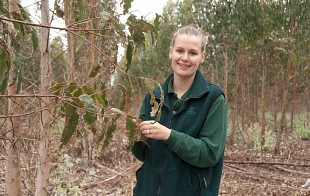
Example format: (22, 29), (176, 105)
(79, 131), (310, 196)
(1, 130), (310, 195)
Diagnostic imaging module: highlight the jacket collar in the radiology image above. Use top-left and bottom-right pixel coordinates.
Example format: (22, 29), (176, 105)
(157, 70), (210, 99)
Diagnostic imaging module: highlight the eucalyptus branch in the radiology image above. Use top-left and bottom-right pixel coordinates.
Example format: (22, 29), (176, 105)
(0, 16), (112, 32)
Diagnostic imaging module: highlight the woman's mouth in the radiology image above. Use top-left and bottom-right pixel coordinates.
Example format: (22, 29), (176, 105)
(178, 63), (191, 68)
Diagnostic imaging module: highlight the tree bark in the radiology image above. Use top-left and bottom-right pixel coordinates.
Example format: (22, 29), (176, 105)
(35, 0), (52, 195)
(5, 1), (22, 195)
(274, 15), (295, 154)
(260, 0), (267, 148)
(64, 1), (75, 82)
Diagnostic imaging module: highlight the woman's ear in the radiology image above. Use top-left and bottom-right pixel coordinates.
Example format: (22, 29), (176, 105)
(201, 52), (205, 63)
(169, 47), (172, 59)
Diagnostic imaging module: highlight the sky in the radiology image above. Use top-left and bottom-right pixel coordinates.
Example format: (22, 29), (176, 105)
(20, 0), (169, 58)
(126, 0), (168, 19)
(21, 0), (169, 26)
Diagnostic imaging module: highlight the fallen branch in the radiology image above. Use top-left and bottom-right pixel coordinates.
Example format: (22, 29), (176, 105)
(225, 160), (310, 167)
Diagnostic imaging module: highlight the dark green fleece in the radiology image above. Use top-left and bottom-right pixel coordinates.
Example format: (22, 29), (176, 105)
(132, 70), (227, 196)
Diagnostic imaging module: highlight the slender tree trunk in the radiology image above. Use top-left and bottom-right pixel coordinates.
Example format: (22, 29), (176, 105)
(35, 1), (52, 195)
(240, 47), (246, 135)
(5, 0), (22, 195)
(223, 49), (228, 100)
(274, 15), (295, 154)
(64, 1), (75, 82)
(290, 76), (297, 133)
(260, 46), (267, 148)
(260, 0), (267, 148)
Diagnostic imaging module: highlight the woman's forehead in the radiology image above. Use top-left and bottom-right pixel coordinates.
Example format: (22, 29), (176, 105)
(173, 34), (203, 48)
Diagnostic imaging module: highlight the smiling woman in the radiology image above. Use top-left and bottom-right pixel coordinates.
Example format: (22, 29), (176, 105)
(131, 25), (228, 196)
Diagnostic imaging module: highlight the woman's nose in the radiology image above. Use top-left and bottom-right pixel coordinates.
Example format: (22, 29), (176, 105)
(181, 52), (189, 61)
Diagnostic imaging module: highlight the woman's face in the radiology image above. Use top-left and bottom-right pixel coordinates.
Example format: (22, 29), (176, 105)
(169, 34), (205, 80)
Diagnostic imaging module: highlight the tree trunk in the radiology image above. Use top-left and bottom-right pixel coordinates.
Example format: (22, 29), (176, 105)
(35, 1), (52, 195)
(240, 47), (246, 135)
(260, 0), (267, 148)
(290, 76), (297, 133)
(5, 0), (22, 195)
(223, 49), (228, 100)
(274, 15), (295, 154)
(64, 1), (75, 82)
(260, 46), (267, 148)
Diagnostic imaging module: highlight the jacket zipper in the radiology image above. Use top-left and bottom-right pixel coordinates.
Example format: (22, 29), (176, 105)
(156, 113), (174, 196)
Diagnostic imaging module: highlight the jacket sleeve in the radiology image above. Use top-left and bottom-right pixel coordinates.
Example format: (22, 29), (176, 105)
(165, 95), (227, 168)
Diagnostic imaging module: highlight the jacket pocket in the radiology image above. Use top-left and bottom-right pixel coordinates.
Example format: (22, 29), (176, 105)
(189, 168), (209, 196)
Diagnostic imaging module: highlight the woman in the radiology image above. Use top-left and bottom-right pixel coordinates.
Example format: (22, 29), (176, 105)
(132, 26), (228, 196)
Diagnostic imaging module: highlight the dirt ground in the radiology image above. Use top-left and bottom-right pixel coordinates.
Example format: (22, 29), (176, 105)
(77, 131), (310, 196)
(1, 130), (310, 195)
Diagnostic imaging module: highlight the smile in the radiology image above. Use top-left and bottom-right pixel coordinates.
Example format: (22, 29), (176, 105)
(178, 63), (191, 68)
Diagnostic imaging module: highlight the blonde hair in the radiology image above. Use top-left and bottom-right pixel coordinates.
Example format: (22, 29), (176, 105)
(171, 26), (207, 52)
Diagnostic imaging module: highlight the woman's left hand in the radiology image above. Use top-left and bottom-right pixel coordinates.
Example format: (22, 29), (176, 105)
(139, 120), (171, 141)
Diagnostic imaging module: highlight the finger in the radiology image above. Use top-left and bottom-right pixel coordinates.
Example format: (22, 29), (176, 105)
(142, 129), (151, 135)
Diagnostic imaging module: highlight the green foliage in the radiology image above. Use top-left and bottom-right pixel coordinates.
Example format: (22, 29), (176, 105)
(0, 48), (10, 94)
(61, 101), (80, 146)
(126, 117), (136, 149)
(247, 123), (275, 151)
(101, 120), (117, 149)
(121, 0), (133, 14)
(0, 2), (38, 93)
(294, 115), (310, 139)
(52, 154), (88, 195)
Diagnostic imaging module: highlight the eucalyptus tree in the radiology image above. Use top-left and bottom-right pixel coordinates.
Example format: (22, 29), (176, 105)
(0, 0), (38, 194)
(1, 0), (159, 194)
(4, 1), (22, 194)
(35, 0), (52, 195)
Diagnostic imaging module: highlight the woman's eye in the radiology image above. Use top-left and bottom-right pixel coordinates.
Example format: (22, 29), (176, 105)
(190, 52), (198, 55)
(176, 49), (183, 53)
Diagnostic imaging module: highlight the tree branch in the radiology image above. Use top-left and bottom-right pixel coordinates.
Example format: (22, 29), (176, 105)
(225, 160), (310, 167)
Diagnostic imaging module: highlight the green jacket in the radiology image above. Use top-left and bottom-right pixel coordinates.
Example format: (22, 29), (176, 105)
(132, 70), (227, 196)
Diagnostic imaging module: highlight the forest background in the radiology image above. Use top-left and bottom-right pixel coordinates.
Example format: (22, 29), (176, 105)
(0, 0), (309, 195)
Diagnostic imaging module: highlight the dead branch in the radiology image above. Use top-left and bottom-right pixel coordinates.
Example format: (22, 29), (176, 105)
(225, 160), (310, 167)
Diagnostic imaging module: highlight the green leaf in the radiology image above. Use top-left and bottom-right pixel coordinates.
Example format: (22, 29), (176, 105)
(122, 0), (133, 14)
(73, 87), (83, 97)
(0, 51), (10, 94)
(0, 51), (9, 83)
(83, 111), (97, 125)
(154, 13), (162, 31)
(102, 121), (117, 149)
(100, 82), (108, 106)
(61, 103), (79, 146)
(0, 1), (9, 15)
(79, 94), (94, 106)
(82, 85), (93, 95)
(67, 82), (78, 94)
(17, 4), (31, 21)
(51, 82), (65, 95)
(10, 34), (21, 53)
(54, 1), (64, 18)
(118, 87), (126, 111)
(125, 40), (133, 71)
(126, 117), (136, 149)
(89, 65), (101, 78)
(31, 29), (38, 52)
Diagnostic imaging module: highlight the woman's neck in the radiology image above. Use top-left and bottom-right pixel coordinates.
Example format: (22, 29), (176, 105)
(173, 75), (195, 99)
